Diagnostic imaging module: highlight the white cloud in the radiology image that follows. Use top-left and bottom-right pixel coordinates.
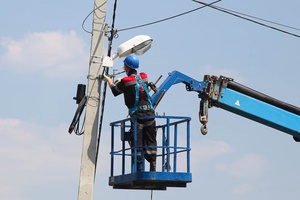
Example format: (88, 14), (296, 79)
(0, 31), (89, 79)
(0, 118), (83, 199)
(191, 139), (233, 164)
(216, 154), (268, 178)
(0, 117), (114, 200)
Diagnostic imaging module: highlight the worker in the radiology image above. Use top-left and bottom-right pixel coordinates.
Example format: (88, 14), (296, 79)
(101, 54), (157, 172)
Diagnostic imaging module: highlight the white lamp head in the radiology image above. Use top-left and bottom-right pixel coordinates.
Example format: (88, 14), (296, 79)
(116, 35), (153, 59)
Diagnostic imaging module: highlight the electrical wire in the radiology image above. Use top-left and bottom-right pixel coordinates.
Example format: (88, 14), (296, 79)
(151, 190), (153, 200)
(117, 0), (222, 32)
(82, 1), (108, 34)
(192, 0), (300, 38)
(95, 0), (119, 175)
(116, 0), (300, 39)
(210, 4), (300, 32)
(74, 116), (85, 136)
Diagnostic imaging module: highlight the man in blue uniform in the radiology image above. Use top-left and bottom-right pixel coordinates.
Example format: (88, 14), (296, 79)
(101, 54), (157, 172)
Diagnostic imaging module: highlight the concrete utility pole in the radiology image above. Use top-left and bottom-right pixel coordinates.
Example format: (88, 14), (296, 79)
(77, 0), (107, 199)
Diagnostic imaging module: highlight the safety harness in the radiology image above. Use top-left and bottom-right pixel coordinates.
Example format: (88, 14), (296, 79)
(129, 74), (154, 116)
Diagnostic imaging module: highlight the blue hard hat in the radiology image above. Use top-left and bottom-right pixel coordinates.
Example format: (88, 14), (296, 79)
(123, 54), (139, 69)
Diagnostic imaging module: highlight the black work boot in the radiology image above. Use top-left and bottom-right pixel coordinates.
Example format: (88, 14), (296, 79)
(150, 161), (156, 172)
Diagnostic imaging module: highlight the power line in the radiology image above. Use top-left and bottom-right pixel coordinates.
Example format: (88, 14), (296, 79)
(192, 0), (300, 38)
(117, 0), (222, 32)
(116, 0), (300, 39)
(82, 1), (108, 34)
(95, 0), (118, 177)
(211, 5), (300, 32)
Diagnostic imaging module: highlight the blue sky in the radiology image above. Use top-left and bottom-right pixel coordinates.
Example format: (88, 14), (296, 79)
(1, 0), (300, 200)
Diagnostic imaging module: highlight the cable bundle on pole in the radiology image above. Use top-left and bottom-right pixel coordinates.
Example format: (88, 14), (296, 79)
(95, 0), (118, 171)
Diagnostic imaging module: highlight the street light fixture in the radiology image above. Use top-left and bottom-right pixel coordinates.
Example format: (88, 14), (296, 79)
(103, 35), (153, 67)
(117, 35), (153, 58)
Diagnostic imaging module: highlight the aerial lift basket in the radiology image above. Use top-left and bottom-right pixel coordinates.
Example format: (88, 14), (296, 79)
(109, 115), (192, 190)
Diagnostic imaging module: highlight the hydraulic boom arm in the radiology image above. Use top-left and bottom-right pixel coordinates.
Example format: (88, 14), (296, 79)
(151, 70), (208, 108)
(151, 70), (300, 141)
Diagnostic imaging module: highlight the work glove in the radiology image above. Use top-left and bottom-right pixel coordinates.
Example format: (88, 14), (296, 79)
(114, 78), (122, 85)
(101, 74), (111, 82)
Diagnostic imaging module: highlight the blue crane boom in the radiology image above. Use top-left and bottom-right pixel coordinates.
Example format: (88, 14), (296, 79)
(108, 70), (300, 191)
(151, 70), (300, 141)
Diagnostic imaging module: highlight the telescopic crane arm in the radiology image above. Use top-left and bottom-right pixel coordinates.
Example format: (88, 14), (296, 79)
(151, 70), (300, 142)
(151, 70), (208, 108)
